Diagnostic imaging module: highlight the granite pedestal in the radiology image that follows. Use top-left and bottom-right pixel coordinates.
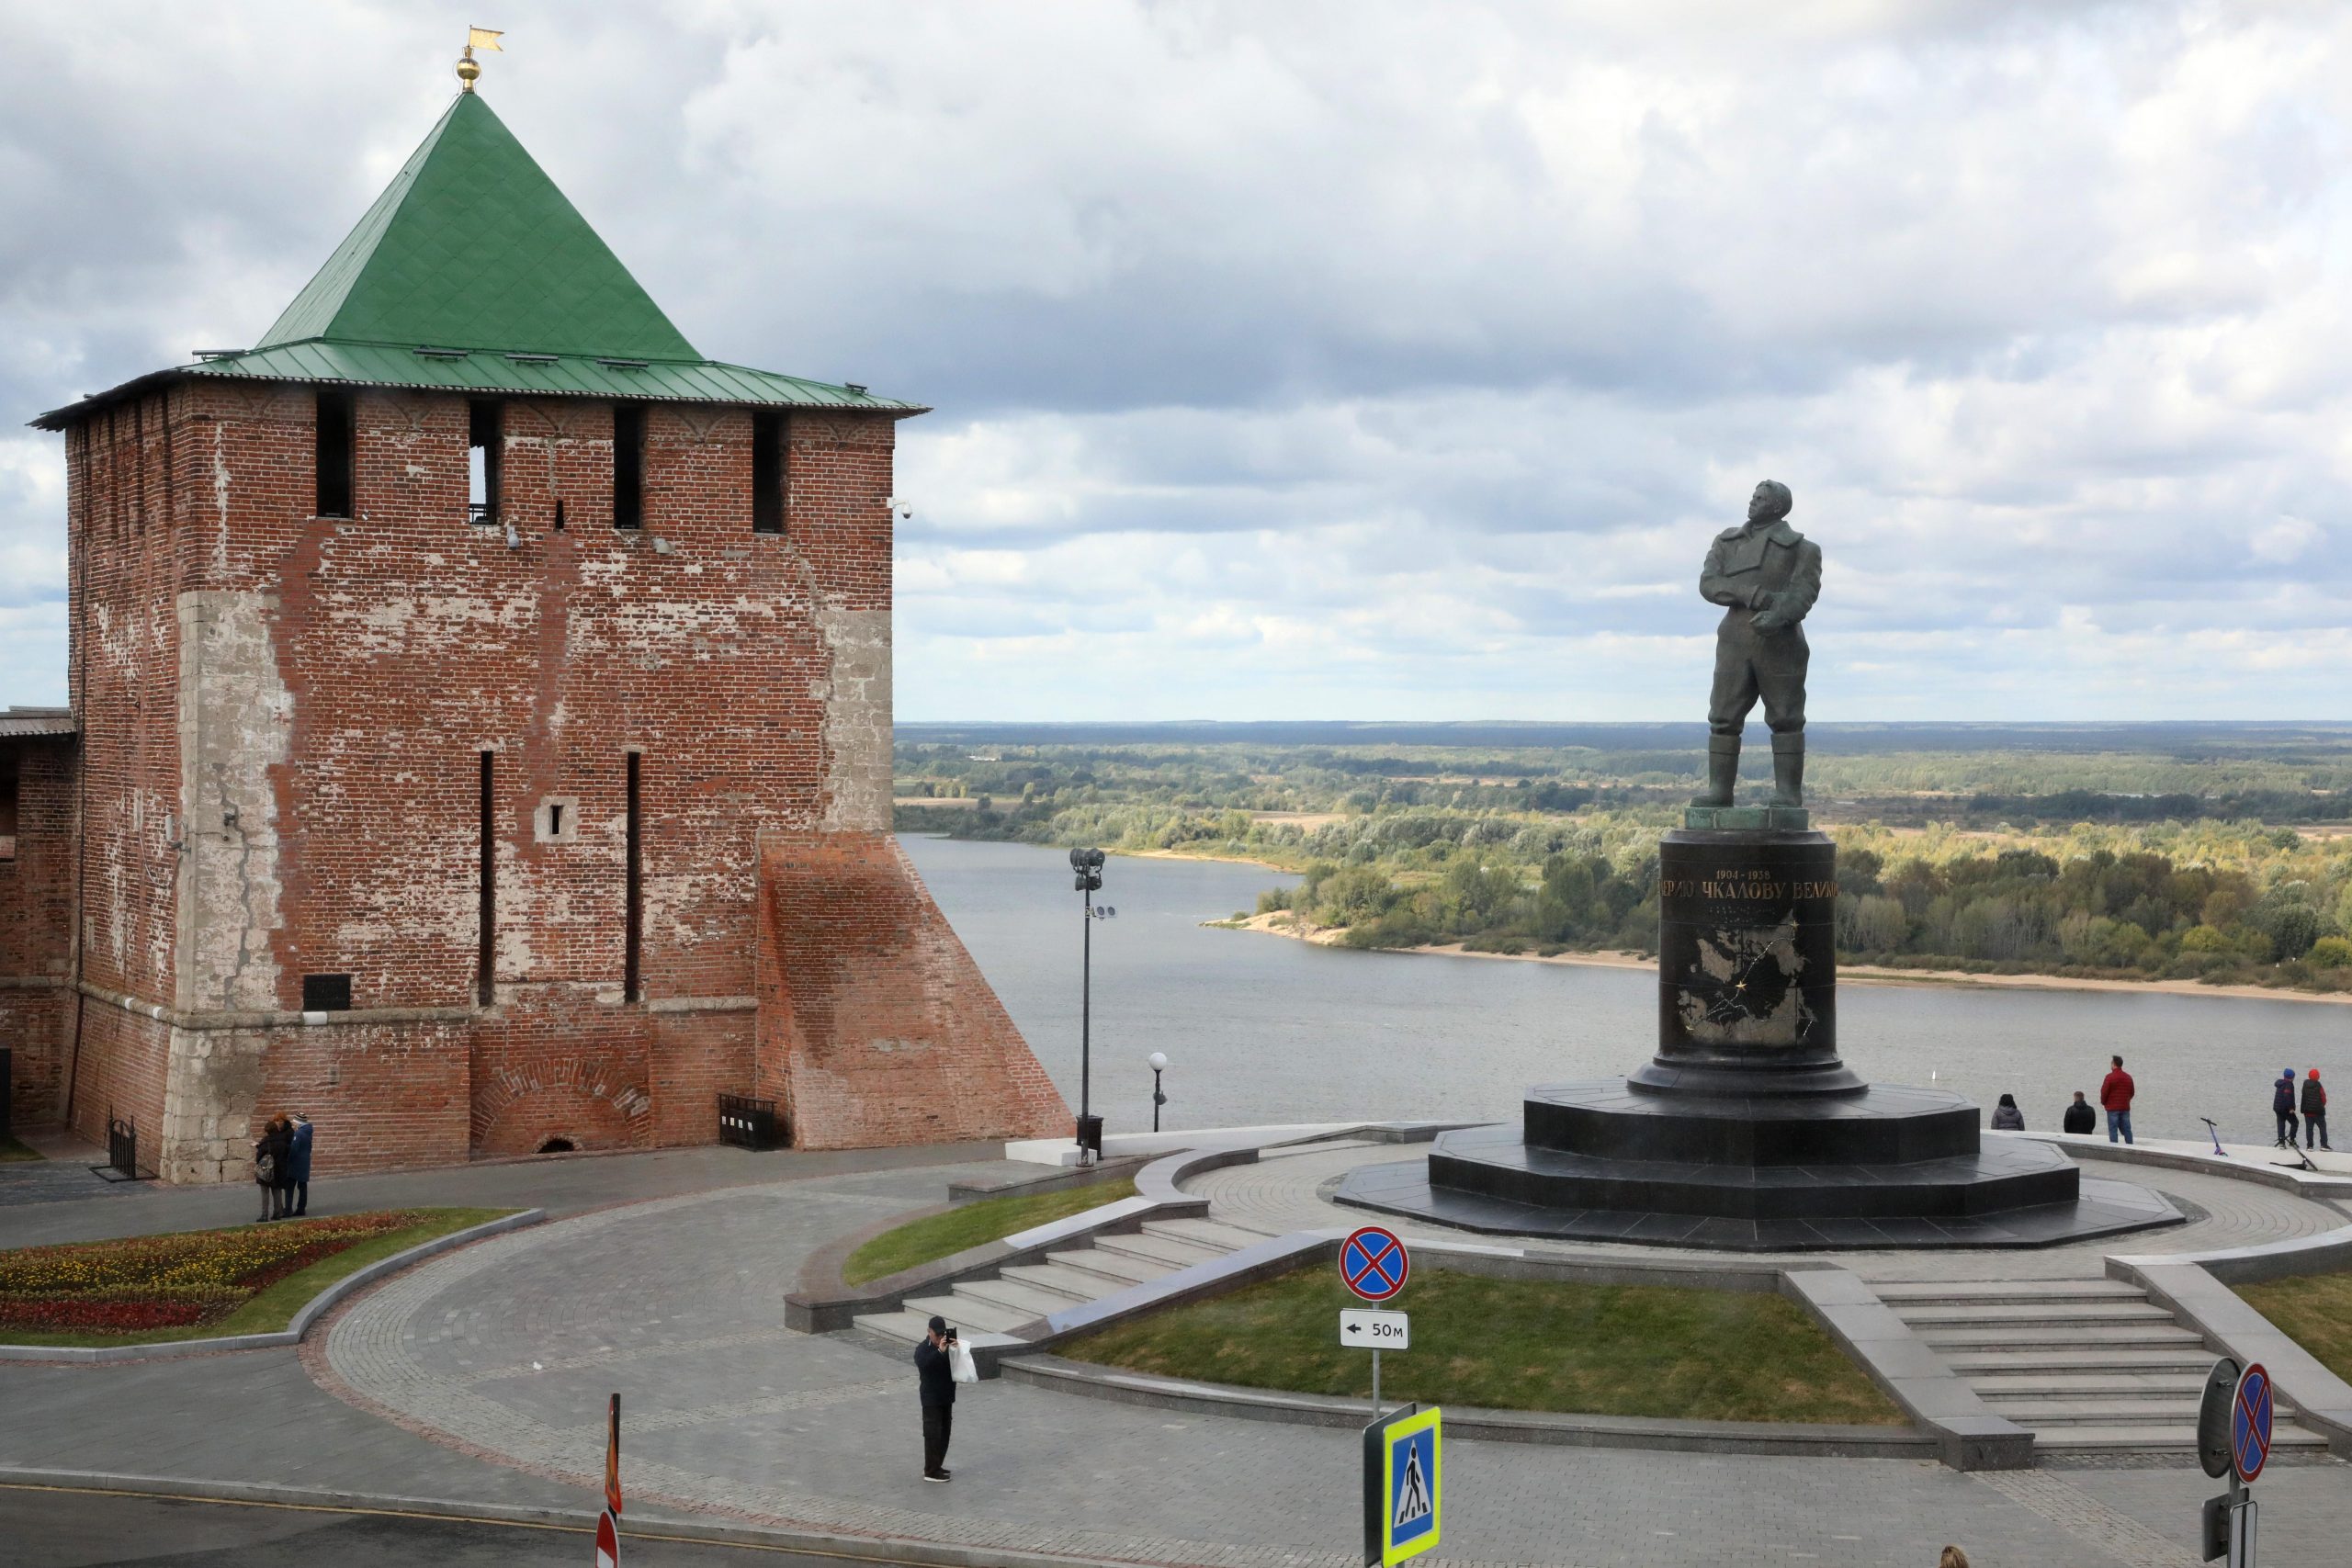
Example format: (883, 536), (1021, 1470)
(1339, 823), (2184, 1250)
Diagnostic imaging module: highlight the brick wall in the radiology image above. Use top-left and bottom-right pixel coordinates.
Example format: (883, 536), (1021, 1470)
(0, 736), (74, 1128)
(39, 379), (1061, 1179)
(756, 832), (1067, 1148)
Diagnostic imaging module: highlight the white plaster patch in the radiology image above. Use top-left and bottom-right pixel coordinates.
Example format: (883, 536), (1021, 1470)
(818, 606), (892, 832)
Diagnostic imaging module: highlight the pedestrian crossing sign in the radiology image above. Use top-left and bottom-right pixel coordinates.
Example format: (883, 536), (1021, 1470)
(1374, 1405), (1441, 1565)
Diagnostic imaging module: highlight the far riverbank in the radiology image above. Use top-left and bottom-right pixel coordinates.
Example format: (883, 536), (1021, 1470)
(1216, 910), (2352, 1009)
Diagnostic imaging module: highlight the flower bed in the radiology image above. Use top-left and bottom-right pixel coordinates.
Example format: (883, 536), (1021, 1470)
(0, 1211), (439, 1336)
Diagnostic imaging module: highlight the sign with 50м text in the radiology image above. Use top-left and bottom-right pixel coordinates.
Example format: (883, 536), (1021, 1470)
(1363, 1404), (1442, 1567)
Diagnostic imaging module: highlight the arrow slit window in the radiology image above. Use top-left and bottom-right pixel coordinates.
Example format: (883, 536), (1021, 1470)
(315, 391), (355, 518)
(613, 405), (645, 530)
(468, 400), (503, 525)
(752, 412), (786, 535)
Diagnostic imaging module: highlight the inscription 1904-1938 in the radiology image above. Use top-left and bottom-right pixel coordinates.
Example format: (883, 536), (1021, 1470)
(1659, 865), (1838, 902)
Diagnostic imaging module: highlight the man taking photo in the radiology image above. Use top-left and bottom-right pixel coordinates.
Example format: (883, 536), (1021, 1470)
(914, 1316), (957, 1483)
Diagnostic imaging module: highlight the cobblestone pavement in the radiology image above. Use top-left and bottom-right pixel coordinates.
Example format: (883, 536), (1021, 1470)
(1194, 1141), (2352, 1281)
(298, 1154), (2349, 1568)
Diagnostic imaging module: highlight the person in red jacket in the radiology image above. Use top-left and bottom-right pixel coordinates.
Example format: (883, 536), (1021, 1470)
(2099, 1055), (2135, 1145)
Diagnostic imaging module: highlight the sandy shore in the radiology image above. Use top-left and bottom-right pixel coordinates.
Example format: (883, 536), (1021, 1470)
(1216, 911), (2352, 1007)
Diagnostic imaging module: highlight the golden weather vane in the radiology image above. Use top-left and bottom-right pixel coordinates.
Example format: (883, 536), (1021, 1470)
(457, 26), (503, 92)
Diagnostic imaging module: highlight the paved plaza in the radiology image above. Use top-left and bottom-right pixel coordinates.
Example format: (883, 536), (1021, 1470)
(2, 1140), (2347, 1568)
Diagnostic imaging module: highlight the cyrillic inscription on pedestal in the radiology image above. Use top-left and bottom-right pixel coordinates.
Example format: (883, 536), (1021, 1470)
(1641, 829), (1852, 1095)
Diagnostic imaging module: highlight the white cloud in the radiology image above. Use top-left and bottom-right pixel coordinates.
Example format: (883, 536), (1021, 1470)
(2, 1), (2349, 721)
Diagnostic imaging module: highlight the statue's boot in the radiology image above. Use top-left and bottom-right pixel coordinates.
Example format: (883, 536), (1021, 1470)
(1771, 731), (1804, 807)
(1691, 734), (1739, 807)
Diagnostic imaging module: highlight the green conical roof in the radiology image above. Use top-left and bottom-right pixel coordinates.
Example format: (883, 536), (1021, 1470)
(31, 92), (925, 431)
(255, 92), (698, 360)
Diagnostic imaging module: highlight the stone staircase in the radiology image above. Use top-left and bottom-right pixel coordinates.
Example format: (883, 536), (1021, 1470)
(853, 1215), (1276, 1347)
(1878, 1277), (2333, 1455)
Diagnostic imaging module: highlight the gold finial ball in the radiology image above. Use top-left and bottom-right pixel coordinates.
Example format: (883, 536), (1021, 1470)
(456, 51), (481, 90)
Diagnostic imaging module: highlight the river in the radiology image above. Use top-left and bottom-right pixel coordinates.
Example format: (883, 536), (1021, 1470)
(899, 835), (2345, 1147)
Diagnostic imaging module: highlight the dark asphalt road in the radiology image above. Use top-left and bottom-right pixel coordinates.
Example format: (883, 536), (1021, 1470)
(0, 1487), (893, 1568)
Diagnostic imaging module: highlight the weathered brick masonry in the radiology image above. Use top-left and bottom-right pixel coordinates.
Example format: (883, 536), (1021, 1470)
(0, 732), (74, 1128)
(16, 87), (1066, 1176)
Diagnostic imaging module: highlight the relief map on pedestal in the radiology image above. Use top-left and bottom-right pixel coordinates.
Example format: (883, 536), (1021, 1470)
(1675, 914), (1818, 1043)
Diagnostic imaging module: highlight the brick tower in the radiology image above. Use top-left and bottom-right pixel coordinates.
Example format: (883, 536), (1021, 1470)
(18, 85), (1065, 1180)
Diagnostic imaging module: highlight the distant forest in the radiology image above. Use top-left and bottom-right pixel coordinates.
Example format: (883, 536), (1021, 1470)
(893, 725), (2352, 995)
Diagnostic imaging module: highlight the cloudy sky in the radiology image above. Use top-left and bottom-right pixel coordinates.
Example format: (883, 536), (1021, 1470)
(3, 1), (2347, 721)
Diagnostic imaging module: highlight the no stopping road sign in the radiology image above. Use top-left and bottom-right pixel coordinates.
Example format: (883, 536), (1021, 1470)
(1340, 1226), (1409, 1303)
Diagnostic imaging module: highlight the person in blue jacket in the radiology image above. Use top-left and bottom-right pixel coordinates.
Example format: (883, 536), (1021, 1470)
(2273, 1070), (2300, 1149)
(287, 1112), (315, 1217)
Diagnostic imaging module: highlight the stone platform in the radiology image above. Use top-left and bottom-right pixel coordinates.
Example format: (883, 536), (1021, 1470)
(1338, 1130), (2182, 1250)
(1338, 1074), (2186, 1252)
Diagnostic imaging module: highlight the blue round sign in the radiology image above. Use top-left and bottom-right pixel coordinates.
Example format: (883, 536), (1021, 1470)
(2231, 1362), (2273, 1483)
(1340, 1225), (1409, 1302)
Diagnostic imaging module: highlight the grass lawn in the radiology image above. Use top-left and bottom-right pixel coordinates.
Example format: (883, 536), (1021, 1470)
(842, 1177), (1139, 1286)
(0, 1207), (515, 1348)
(2237, 1269), (2352, 1382)
(0, 1133), (41, 1161)
(1058, 1264), (1905, 1425)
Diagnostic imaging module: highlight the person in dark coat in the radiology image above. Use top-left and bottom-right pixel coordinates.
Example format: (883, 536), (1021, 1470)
(2274, 1069), (2300, 1148)
(1989, 1093), (2024, 1132)
(287, 1113), (315, 1216)
(2062, 1091), (2096, 1135)
(2301, 1068), (2330, 1151)
(913, 1315), (956, 1482)
(255, 1117), (293, 1222)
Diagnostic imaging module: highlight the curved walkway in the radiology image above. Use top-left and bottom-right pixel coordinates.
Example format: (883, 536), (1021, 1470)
(307, 1150), (2348, 1568)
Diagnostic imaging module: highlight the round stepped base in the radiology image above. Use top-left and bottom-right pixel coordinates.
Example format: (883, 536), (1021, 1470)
(1335, 1154), (2185, 1252)
(1523, 1079), (1981, 1167)
(1430, 1122), (2078, 1221)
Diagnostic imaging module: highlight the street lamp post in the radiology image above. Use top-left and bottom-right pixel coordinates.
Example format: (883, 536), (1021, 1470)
(1148, 1052), (1169, 1134)
(1070, 848), (1107, 1163)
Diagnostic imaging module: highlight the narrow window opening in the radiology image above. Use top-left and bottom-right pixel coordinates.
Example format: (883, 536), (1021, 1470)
(0, 754), (18, 862)
(132, 397), (147, 533)
(315, 390), (356, 518)
(751, 412), (785, 535)
(612, 405), (644, 530)
(468, 400), (503, 525)
(553, 498), (566, 532)
(478, 750), (496, 1006)
(548, 802), (564, 837)
(300, 973), (353, 1012)
(624, 753), (643, 1002)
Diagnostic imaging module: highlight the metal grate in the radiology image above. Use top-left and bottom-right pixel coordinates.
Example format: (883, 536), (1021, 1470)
(718, 1093), (783, 1151)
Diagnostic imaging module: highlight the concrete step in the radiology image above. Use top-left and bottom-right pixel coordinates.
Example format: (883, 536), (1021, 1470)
(851, 1308), (933, 1346)
(1979, 1398), (2267, 1427)
(998, 1262), (1118, 1303)
(1142, 1217), (1271, 1251)
(1873, 1279), (2144, 1304)
(902, 1292), (1032, 1336)
(1045, 1246), (1174, 1288)
(1939, 1348), (2218, 1374)
(951, 1275), (1077, 1321)
(1969, 1372), (2211, 1397)
(1917, 1325), (2203, 1351)
(1091, 1231), (1228, 1269)
(1892, 1301), (2176, 1326)
(2032, 1424), (2333, 1452)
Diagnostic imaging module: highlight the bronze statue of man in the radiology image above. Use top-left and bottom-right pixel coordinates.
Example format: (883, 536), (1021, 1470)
(1692, 479), (1820, 808)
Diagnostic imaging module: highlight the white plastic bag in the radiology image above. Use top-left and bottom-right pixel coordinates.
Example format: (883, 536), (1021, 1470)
(947, 1339), (978, 1383)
